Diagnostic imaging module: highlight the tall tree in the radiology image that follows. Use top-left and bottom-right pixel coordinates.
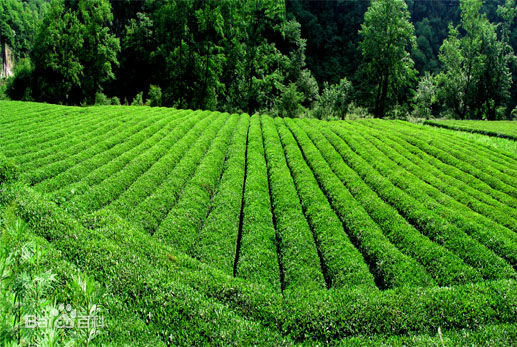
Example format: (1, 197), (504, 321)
(436, 0), (516, 119)
(153, 0), (227, 110)
(239, 0), (287, 114)
(30, 0), (119, 104)
(358, 0), (417, 118)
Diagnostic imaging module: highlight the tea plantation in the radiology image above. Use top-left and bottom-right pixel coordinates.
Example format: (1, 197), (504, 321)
(0, 101), (516, 346)
(425, 119), (517, 140)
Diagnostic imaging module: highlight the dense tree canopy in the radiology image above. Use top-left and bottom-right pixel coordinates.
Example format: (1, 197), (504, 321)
(358, 0), (417, 117)
(0, 0), (48, 60)
(435, 0), (516, 119)
(2, 0), (517, 119)
(30, 0), (119, 104)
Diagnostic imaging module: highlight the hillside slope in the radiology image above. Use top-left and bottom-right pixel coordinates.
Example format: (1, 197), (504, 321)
(0, 101), (516, 345)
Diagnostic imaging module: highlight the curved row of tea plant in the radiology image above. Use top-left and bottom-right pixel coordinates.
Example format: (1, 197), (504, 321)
(1, 101), (516, 345)
(425, 119), (517, 141)
(293, 119), (481, 287)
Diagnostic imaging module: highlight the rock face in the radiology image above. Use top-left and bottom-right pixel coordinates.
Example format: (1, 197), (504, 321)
(1, 44), (14, 79)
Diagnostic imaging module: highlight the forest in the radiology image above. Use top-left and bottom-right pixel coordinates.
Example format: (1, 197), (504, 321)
(1, 0), (517, 120)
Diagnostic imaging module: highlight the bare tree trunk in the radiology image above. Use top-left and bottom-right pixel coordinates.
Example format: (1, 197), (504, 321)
(374, 75), (383, 118)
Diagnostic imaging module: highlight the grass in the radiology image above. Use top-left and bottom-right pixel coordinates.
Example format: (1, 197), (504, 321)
(0, 100), (516, 345)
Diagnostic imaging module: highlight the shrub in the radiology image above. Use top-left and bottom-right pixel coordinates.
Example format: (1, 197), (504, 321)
(313, 77), (353, 120)
(111, 96), (121, 105)
(296, 69), (319, 107)
(154, 114), (239, 252)
(148, 85), (162, 107)
(235, 115), (281, 289)
(346, 103), (372, 120)
(131, 92), (144, 106)
(330, 122), (516, 279)
(94, 92), (111, 105)
(385, 104), (410, 119)
(277, 118), (377, 290)
(5, 58), (33, 101)
(276, 83), (305, 118)
(0, 208), (105, 346)
(292, 120), (435, 289)
(261, 115), (326, 291)
(190, 116), (249, 277)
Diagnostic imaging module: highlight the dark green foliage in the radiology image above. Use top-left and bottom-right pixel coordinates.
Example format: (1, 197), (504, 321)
(110, 96), (120, 105)
(5, 58), (33, 101)
(3, 0), (517, 118)
(358, 0), (417, 118)
(0, 0), (48, 60)
(411, 73), (436, 119)
(110, 11), (154, 103)
(435, 0), (516, 120)
(286, 0), (369, 85)
(30, 0), (120, 105)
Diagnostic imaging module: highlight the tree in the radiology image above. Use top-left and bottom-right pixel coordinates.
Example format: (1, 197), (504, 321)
(238, 0), (287, 114)
(0, 0), (49, 60)
(436, 0), (516, 119)
(484, 0), (517, 119)
(113, 12), (155, 103)
(30, 0), (119, 104)
(152, 0), (227, 110)
(358, 0), (417, 118)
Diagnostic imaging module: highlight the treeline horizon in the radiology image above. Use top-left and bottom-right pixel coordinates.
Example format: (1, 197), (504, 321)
(1, 0), (517, 120)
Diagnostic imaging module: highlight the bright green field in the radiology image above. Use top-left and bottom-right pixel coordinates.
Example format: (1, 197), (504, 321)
(425, 119), (517, 140)
(1, 101), (516, 346)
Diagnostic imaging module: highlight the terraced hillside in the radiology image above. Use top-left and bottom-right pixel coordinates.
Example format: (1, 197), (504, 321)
(0, 100), (516, 345)
(425, 119), (517, 140)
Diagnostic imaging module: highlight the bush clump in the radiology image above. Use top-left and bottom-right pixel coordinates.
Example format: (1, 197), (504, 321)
(131, 92), (144, 106)
(94, 92), (111, 105)
(148, 85), (162, 107)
